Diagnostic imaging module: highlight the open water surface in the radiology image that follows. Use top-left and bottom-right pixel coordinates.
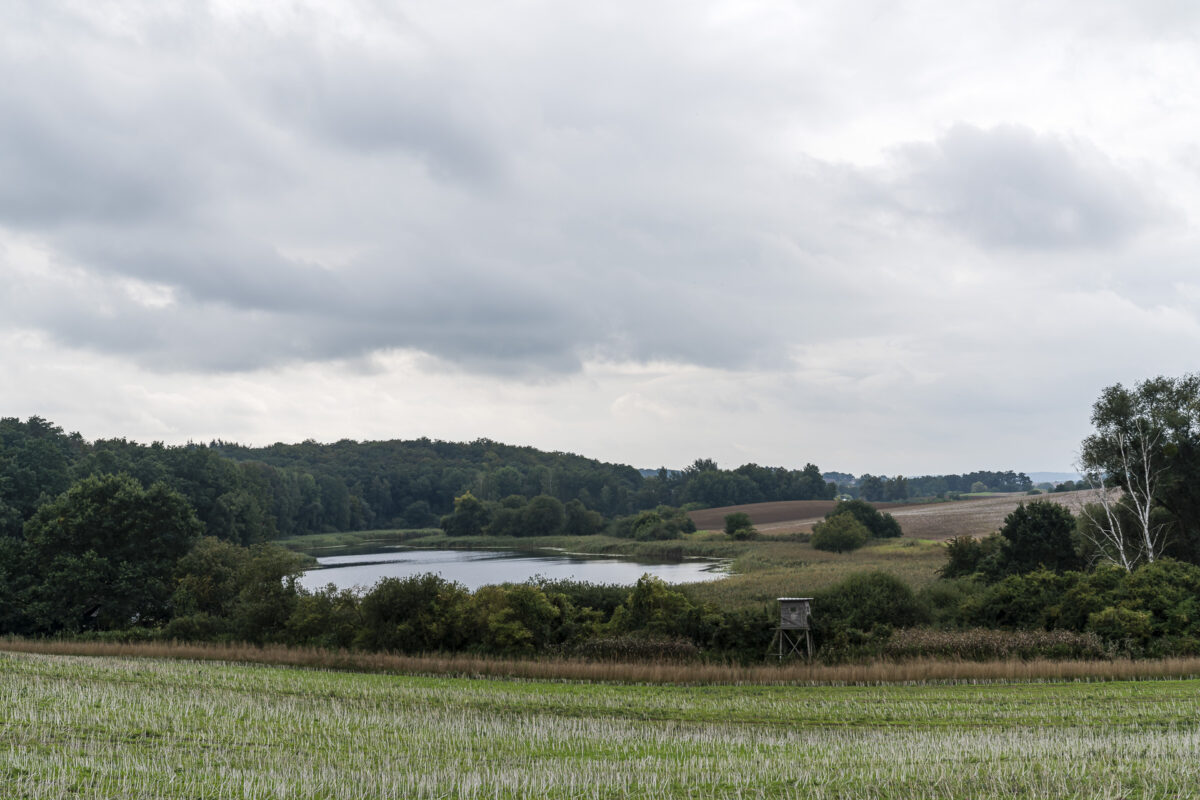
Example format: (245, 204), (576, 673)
(298, 548), (726, 591)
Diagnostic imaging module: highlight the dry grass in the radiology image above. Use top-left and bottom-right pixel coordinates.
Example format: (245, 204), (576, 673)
(682, 537), (947, 609)
(6, 637), (1200, 686)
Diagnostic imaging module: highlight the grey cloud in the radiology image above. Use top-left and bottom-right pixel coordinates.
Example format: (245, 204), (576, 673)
(240, 32), (502, 182)
(888, 125), (1160, 249)
(11, 3), (1177, 387)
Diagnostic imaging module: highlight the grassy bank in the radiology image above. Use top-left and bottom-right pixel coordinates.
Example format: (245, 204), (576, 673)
(5, 650), (1200, 798)
(276, 528), (438, 554)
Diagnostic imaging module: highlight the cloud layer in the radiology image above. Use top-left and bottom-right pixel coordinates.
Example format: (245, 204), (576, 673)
(3, 1), (1200, 472)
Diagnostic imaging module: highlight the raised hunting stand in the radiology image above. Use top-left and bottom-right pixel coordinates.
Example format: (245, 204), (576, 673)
(771, 597), (813, 660)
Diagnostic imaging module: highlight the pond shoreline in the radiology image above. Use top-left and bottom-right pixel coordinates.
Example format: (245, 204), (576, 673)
(298, 546), (730, 592)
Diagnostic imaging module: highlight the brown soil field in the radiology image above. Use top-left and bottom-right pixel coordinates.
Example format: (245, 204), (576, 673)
(690, 489), (1103, 540)
(688, 500), (837, 531)
(689, 500), (923, 533)
(887, 489), (1102, 540)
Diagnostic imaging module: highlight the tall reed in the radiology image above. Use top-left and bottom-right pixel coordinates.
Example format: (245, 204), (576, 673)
(6, 636), (1200, 685)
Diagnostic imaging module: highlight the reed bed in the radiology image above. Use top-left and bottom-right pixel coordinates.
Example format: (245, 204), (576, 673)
(4, 650), (1200, 798)
(6, 637), (1200, 685)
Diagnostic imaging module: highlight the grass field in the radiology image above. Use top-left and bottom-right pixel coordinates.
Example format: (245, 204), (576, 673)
(4, 650), (1200, 799)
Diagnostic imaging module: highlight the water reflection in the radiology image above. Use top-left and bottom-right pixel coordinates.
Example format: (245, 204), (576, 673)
(298, 548), (726, 592)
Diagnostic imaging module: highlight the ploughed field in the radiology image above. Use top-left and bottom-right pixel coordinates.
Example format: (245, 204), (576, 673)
(5, 651), (1200, 799)
(691, 489), (1101, 540)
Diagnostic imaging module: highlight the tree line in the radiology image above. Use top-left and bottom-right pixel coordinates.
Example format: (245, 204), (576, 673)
(0, 419), (841, 548)
(830, 470), (1035, 501)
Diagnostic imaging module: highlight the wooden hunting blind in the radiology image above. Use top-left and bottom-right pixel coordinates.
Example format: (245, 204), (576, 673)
(771, 597), (813, 660)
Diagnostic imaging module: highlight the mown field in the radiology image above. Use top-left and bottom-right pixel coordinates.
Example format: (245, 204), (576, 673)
(4, 650), (1200, 799)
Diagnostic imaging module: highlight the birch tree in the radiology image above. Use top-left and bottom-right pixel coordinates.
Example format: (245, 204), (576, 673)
(1078, 375), (1200, 570)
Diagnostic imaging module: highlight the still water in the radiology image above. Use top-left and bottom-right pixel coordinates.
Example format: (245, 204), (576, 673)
(298, 548), (726, 592)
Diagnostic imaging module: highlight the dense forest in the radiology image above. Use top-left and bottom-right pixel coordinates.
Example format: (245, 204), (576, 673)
(0, 418), (841, 545)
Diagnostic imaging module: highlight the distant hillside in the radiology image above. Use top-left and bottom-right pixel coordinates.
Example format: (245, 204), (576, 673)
(1027, 471), (1082, 484)
(1, 415), (836, 542)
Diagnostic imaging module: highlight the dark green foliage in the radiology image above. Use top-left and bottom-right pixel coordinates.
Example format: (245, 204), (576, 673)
(607, 575), (718, 643)
(484, 496), (526, 537)
(826, 499), (902, 538)
(563, 499), (604, 535)
(168, 536), (306, 643)
(521, 494), (565, 537)
(2, 415), (845, 547)
(470, 584), (561, 655)
(660, 459), (834, 509)
(862, 470), (1033, 500)
(723, 512), (752, 535)
(942, 503), (1081, 582)
(355, 574), (470, 652)
(0, 535), (32, 633)
(631, 510), (678, 540)
(22, 474), (203, 633)
(0, 416), (81, 532)
(1086, 607), (1153, 649)
(614, 506), (695, 541)
(917, 576), (985, 628)
(997, 501), (1082, 574)
(939, 535), (987, 579)
(857, 475), (885, 501)
(286, 584), (363, 650)
(1080, 375), (1200, 565)
(536, 579), (628, 618)
(226, 544), (306, 643)
(959, 569), (1077, 630)
(814, 571), (929, 640)
(810, 513), (870, 552)
(440, 492), (490, 536)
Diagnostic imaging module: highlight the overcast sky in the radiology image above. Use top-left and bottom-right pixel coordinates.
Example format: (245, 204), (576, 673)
(3, 1), (1198, 475)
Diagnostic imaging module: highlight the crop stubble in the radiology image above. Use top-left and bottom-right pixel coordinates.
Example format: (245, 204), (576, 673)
(3, 651), (1200, 799)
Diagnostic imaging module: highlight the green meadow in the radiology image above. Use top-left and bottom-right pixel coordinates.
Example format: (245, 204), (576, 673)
(4, 651), (1200, 799)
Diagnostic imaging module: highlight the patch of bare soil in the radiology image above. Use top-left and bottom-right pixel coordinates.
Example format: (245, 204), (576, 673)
(689, 499), (924, 534)
(688, 501), (837, 532)
(689, 490), (1104, 539)
(886, 489), (1104, 540)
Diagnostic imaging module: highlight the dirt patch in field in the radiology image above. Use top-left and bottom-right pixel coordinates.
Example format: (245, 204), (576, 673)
(887, 489), (1103, 540)
(689, 500), (923, 534)
(688, 501), (837, 532)
(689, 490), (1103, 539)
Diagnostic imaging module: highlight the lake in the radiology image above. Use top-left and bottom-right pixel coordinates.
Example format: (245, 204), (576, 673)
(298, 548), (727, 592)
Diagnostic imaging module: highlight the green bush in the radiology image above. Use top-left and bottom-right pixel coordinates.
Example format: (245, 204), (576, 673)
(959, 569), (1077, 630)
(810, 513), (869, 552)
(723, 512), (752, 535)
(825, 499), (902, 538)
(355, 574), (470, 653)
(997, 501), (1082, 575)
(614, 506), (695, 541)
(814, 571), (928, 639)
(1087, 607), (1153, 650)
